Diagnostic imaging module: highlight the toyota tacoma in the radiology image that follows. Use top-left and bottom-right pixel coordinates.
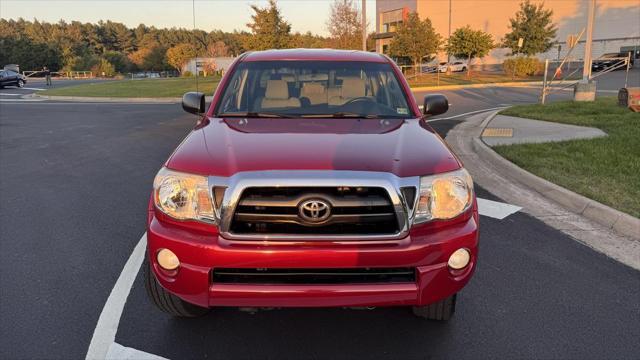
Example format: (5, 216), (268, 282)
(145, 49), (478, 320)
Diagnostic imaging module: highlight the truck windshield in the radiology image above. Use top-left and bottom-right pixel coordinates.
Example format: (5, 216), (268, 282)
(215, 61), (413, 119)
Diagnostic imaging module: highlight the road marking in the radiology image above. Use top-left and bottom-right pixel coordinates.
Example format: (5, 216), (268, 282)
(106, 343), (168, 360)
(22, 87), (47, 91)
(477, 198), (522, 219)
(86, 233), (147, 360)
(0, 100), (174, 105)
(0, 93), (22, 96)
(427, 106), (510, 122)
(0, 99), (47, 102)
(87, 197), (519, 359)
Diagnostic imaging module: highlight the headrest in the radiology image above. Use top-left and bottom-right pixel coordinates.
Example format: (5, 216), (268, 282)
(302, 82), (325, 95)
(265, 80), (289, 100)
(341, 77), (366, 98)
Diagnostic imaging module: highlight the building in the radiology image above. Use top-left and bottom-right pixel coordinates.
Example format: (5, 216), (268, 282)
(374, 0), (640, 65)
(182, 57), (236, 75)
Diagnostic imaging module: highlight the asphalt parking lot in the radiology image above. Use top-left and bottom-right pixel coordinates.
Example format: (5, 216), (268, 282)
(1, 71), (639, 359)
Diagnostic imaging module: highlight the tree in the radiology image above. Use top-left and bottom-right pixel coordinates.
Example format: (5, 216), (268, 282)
(129, 44), (167, 71)
(244, 0), (291, 50)
(207, 40), (229, 57)
(291, 31), (329, 48)
(201, 58), (217, 77)
(91, 58), (116, 77)
(103, 50), (131, 73)
(326, 0), (363, 50)
(447, 25), (494, 76)
(388, 12), (442, 73)
(166, 43), (197, 73)
(503, 0), (557, 56)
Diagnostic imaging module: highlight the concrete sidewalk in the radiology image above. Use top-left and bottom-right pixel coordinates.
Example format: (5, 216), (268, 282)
(446, 111), (639, 270)
(482, 115), (607, 146)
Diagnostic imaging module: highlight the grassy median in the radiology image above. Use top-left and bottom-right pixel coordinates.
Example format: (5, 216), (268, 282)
(406, 72), (543, 87)
(494, 97), (640, 218)
(42, 76), (221, 97)
(41, 72), (544, 98)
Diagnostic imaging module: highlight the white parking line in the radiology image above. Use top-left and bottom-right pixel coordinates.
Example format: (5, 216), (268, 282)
(478, 198), (522, 219)
(0, 93), (22, 96)
(22, 87), (47, 91)
(426, 106), (510, 122)
(106, 343), (168, 360)
(86, 233), (147, 360)
(87, 197), (520, 359)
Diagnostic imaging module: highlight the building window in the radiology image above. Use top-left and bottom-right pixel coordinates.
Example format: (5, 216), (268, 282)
(380, 8), (404, 33)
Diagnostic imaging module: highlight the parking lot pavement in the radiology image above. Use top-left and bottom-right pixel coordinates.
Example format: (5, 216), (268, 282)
(1, 86), (639, 359)
(0, 78), (110, 100)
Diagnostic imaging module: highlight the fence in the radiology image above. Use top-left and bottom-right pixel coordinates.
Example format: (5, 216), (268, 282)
(540, 54), (632, 104)
(22, 70), (93, 79)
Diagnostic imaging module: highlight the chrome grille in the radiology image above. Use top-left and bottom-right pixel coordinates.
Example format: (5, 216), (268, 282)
(230, 187), (399, 235)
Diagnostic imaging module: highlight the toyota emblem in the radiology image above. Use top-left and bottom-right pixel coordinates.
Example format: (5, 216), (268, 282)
(298, 199), (331, 224)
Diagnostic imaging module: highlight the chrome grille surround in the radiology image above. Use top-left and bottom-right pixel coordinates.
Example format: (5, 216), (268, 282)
(209, 170), (420, 241)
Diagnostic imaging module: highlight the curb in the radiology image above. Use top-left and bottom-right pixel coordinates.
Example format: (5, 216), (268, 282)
(473, 112), (640, 240)
(410, 80), (543, 92)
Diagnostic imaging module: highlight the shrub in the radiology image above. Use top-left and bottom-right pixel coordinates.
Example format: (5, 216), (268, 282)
(90, 58), (116, 77)
(182, 70), (194, 77)
(503, 57), (544, 77)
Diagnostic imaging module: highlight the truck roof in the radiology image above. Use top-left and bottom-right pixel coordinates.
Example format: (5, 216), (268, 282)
(242, 48), (388, 63)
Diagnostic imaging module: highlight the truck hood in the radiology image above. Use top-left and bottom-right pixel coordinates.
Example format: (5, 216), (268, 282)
(166, 117), (461, 178)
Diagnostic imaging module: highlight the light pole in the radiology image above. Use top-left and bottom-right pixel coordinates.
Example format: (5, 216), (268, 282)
(447, 0), (452, 63)
(575, 0), (597, 101)
(582, 0), (596, 81)
(362, 0), (367, 51)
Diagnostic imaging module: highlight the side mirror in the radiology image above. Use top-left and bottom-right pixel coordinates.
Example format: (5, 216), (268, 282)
(423, 94), (449, 117)
(182, 92), (205, 115)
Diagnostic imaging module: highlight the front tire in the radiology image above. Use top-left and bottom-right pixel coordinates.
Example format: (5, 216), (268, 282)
(17, 79), (24, 88)
(412, 294), (457, 321)
(144, 258), (209, 317)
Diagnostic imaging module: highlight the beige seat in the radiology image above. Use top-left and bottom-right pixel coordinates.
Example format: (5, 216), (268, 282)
(261, 80), (301, 109)
(300, 82), (327, 105)
(329, 77), (367, 106)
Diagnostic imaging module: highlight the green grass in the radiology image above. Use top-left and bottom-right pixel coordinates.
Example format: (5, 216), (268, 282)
(494, 97), (640, 218)
(42, 76), (221, 97)
(42, 72), (539, 98)
(406, 72), (543, 87)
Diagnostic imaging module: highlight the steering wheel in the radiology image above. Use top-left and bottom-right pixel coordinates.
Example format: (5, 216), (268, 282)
(343, 97), (377, 106)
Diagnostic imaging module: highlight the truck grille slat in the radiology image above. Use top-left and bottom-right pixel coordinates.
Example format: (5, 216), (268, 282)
(229, 187), (400, 235)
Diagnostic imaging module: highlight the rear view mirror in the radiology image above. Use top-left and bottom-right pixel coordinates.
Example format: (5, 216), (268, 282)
(182, 92), (205, 115)
(423, 94), (449, 117)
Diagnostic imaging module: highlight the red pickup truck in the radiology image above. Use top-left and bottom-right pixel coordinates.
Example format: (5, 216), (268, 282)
(146, 49), (478, 321)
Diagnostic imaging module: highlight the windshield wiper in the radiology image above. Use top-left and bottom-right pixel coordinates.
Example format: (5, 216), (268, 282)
(217, 112), (297, 118)
(300, 112), (382, 119)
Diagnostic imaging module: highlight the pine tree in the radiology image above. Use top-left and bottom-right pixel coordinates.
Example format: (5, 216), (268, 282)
(244, 0), (292, 50)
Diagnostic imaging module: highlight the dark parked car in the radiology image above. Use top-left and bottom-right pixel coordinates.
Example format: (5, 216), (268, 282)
(0, 70), (27, 88)
(591, 52), (634, 72)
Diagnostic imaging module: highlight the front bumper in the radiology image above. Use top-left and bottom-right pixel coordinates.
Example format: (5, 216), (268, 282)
(146, 203), (479, 308)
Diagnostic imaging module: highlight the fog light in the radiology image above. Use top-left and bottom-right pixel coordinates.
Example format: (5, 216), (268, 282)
(448, 248), (470, 270)
(157, 248), (180, 270)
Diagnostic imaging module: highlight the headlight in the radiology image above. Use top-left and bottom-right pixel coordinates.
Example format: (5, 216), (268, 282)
(414, 168), (473, 224)
(153, 167), (214, 222)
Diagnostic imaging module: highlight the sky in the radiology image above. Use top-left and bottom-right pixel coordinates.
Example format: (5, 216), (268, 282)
(0, 0), (378, 36)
